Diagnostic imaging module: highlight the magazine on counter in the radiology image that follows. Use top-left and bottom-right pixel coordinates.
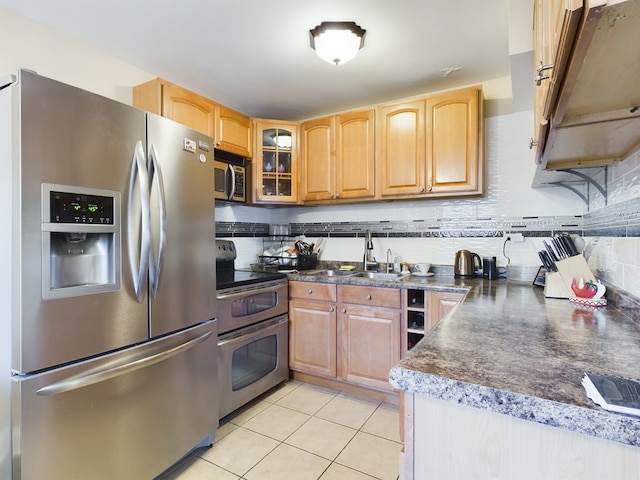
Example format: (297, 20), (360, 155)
(582, 372), (640, 416)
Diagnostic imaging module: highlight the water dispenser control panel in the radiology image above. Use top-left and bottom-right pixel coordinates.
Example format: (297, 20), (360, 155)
(50, 191), (114, 224)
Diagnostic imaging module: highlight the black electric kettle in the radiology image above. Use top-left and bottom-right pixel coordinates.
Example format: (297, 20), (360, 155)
(454, 250), (482, 278)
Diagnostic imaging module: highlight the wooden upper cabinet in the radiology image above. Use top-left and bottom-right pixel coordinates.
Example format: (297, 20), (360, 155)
(534, 0), (640, 171)
(300, 116), (335, 202)
(253, 120), (298, 204)
(215, 104), (253, 158)
(335, 109), (375, 200)
(532, 0), (582, 161)
(133, 78), (252, 158)
(426, 87), (483, 195)
(160, 82), (216, 135)
(378, 101), (426, 197)
(379, 86), (483, 199)
(300, 110), (375, 203)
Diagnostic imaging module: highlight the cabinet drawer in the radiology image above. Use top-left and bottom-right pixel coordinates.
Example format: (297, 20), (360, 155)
(289, 281), (337, 302)
(341, 285), (401, 308)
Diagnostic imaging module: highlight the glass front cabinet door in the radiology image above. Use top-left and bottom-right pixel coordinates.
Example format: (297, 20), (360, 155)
(253, 120), (299, 204)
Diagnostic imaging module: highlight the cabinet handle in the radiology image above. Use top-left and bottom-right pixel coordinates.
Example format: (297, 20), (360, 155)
(534, 62), (554, 86)
(365, 294), (372, 300)
(419, 186), (425, 193)
(529, 138), (538, 149)
(307, 288), (313, 294)
(330, 307), (335, 313)
(341, 308), (346, 313)
(426, 184), (432, 192)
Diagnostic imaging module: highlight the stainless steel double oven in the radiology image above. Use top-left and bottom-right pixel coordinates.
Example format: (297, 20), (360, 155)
(216, 240), (289, 419)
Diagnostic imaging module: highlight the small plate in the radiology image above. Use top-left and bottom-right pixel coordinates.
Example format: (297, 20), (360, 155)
(412, 272), (434, 277)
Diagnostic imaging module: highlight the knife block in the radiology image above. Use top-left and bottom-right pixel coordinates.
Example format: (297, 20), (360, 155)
(544, 255), (595, 299)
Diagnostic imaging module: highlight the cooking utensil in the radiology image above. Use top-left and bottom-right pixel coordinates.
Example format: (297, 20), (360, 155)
(560, 233), (579, 256)
(552, 236), (567, 258)
(543, 241), (558, 262)
(538, 250), (557, 272)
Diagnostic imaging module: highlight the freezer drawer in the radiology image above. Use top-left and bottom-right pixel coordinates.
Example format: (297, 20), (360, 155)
(11, 320), (218, 480)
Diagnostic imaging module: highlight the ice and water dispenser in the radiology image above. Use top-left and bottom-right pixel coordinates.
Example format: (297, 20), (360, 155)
(42, 184), (121, 299)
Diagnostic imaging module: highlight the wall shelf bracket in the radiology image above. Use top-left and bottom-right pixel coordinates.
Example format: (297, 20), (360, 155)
(547, 167), (608, 207)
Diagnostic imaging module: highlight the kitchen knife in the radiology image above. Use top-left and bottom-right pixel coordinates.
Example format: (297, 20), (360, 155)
(552, 236), (567, 258)
(543, 240), (558, 262)
(539, 250), (557, 272)
(538, 251), (552, 272)
(561, 233), (579, 256)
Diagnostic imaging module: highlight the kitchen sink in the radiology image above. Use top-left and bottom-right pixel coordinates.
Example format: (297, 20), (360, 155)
(359, 271), (404, 280)
(306, 269), (361, 277)
(304, 269), (405, 281)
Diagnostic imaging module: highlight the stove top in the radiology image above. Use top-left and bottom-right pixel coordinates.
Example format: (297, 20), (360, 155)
(216, 268), (286, 291)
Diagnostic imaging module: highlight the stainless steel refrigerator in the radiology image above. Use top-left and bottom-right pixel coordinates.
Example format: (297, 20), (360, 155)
(0, 69), (218, 479)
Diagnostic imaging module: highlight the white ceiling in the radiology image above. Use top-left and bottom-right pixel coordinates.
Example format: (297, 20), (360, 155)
(1, 0), (520, 120)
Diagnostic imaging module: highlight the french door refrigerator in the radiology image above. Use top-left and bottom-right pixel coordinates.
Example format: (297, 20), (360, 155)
(0, 69), (218, 480)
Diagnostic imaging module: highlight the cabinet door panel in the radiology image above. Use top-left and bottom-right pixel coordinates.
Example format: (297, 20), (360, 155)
(161, 83), (215, 136)
(426, 88), (481, 194)
(336, 110), (375, 199)
(379, 101), (426, 196)
(341, 285), (401, 308)
(341, 306), (400, 391)
(215, 105), (252, 157)
(428, 291), (464, 331)
(289, 281), (336, 302)
(301, 117), (334, 201)
(289, 299), (337, 377)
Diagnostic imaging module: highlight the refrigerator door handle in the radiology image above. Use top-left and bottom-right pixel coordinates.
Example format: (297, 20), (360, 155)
(128, 140), (151, 302)
(148, 143), (167, 298)
(226, 163), (236, 200)
(35, 330), (213, 396)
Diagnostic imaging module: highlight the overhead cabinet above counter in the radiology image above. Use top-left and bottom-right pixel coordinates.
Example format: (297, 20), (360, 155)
(292, 85), (484, 206)
(132, 79), (484, 206)
(532, 0), (640, 179)
(133, 78), (253, 158)
(378, 87), (483, 200)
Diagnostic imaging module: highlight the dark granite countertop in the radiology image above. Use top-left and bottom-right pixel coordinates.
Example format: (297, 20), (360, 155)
(288, 270), (640, 447)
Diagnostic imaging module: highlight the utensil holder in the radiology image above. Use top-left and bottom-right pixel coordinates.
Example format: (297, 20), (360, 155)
(544, 254), (595, 299)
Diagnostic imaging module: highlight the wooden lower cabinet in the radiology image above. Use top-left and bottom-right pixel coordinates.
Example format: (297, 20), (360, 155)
(340, 304), (401, 392)
(289, 281), (401, 393)
(405, 289), (465, 352)
(289, 298), (337, 377)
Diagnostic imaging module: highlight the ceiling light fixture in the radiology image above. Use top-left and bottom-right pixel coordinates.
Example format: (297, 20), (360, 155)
(309, 21), (366, 66)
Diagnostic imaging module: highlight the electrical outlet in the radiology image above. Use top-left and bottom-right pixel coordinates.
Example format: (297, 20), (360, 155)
(503, 232), (525, 242)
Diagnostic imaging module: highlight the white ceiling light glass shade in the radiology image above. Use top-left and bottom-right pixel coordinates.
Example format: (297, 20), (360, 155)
(310, 21), (366, 65)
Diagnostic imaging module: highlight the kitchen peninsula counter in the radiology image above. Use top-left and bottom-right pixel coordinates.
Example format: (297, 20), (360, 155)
(386, 276), (640, 448)
(345, 272), (640, 479)
(289, 270), (640, 447)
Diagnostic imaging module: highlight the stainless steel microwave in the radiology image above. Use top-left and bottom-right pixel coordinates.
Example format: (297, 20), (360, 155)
(214, 149), (246, 203)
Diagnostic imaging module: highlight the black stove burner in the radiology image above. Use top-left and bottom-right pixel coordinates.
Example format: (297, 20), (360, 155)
(216, 268), (286, 291)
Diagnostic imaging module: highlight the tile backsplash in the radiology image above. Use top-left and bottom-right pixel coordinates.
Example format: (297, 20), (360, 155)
(215, 111), (640, 300)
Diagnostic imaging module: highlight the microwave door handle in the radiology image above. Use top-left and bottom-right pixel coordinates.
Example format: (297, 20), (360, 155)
(148, 143), (167, 298)
(227, 164), (236, 200)
(128, 140), (151, 303)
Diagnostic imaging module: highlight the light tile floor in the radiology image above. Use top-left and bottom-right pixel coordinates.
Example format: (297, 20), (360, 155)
(158, 380), (401, 480)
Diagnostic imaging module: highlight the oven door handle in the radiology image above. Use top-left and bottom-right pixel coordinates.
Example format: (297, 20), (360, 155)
(216, 282), (286, 301)
(218, 316), (288, 347)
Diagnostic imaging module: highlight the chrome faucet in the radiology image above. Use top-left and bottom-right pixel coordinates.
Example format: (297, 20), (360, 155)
(363, 230), (377, 271)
